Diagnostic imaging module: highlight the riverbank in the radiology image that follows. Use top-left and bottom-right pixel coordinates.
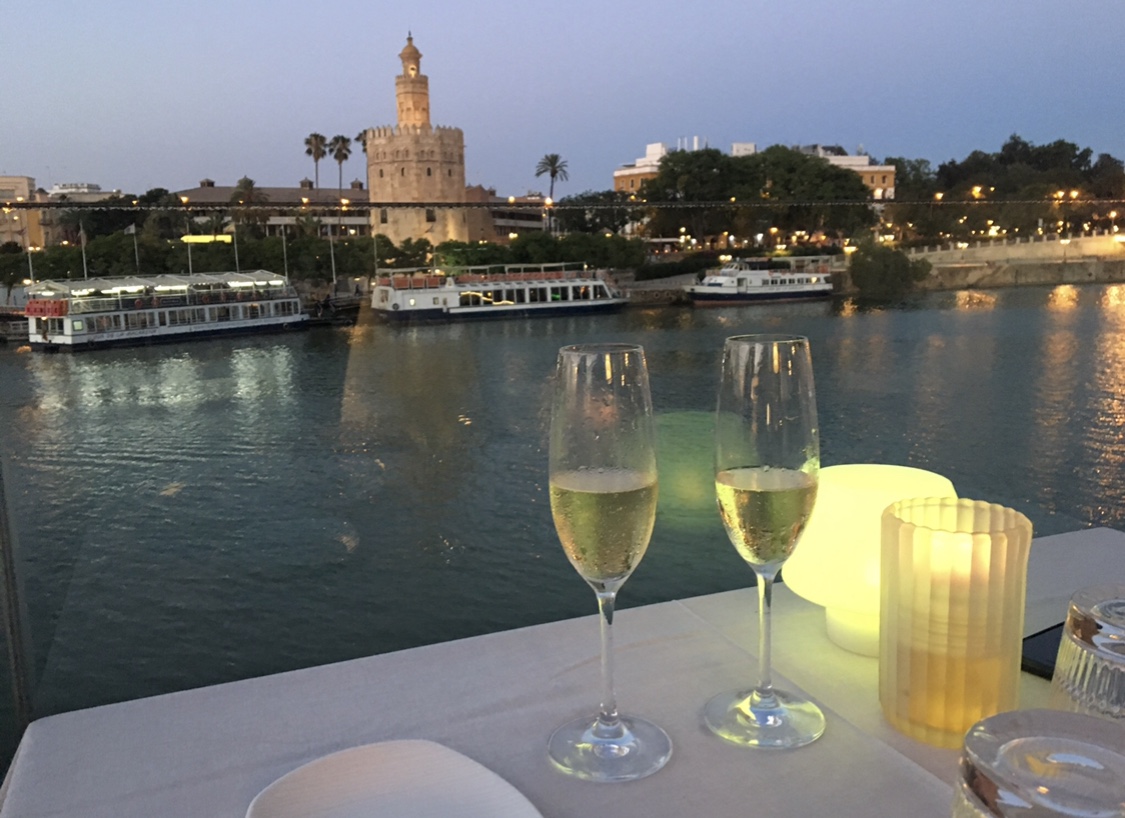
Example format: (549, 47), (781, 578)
(920, 259), (1125, 291)
(624, 258), (1125, 304)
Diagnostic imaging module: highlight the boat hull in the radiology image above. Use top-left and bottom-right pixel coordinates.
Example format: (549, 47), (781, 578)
(29, 319), (308, 352)
(688, 289), (833, 306)
(375, 300), (625, 323)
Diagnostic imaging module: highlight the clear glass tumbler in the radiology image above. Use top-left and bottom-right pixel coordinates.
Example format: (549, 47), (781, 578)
(951, 709), (1125, 817)
(1049, 583), (1125, 720)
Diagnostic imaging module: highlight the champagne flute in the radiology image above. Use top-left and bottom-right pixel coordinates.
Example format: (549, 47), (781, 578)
(703, 334), (826, 749)
(547, 343), (672, 782)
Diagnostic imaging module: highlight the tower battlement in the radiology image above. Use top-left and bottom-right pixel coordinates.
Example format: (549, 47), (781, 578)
(369, 124), (464, 139)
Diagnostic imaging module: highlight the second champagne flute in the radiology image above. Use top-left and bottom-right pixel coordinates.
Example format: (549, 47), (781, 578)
(547, 342), (672, 782)
(704, 334), (826, 749)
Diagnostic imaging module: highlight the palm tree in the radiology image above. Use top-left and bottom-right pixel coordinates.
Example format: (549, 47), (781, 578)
(230, 176), (270, 235)
(305, 133), (328, 189)
(535, 153), (569, 199)
(328, 135), (352, 243)
(355, 130), (368, 155)
(328, 135), (352, 194)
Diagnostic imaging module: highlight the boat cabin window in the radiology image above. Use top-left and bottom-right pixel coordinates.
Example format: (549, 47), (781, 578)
(71, 320), (84, 333)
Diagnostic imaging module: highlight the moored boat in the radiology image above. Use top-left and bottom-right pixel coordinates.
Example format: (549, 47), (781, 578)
(24, 271), (307, 352)
(684, 257), (835, 306)
(370, 262), (626, 321)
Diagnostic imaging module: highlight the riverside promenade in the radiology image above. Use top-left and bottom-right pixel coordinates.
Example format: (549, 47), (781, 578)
(624, 232), (1125, 303)
(905, 231), (1125, 291)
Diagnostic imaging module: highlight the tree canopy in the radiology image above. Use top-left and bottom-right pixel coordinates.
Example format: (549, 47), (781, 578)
(639, 146), (875, 244)
(535, 154), (569, 199)
(885, 135), (1125, 243)
(848, 242), (931, 301)
(553, 189), (632, 235)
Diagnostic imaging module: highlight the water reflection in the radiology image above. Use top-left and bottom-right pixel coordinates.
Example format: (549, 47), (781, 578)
(0, 285), (1120, 726)
(954, 290), (998, 311)
(1047, 285), (1080, 311)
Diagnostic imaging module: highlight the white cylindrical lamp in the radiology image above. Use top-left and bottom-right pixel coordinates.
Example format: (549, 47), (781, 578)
(784, 464), (957, 656)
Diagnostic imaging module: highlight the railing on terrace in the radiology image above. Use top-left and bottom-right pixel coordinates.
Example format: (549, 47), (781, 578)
(904, 228), (1124, 256)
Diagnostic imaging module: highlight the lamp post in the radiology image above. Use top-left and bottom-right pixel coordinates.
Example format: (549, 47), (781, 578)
(180, 196), (193, 274)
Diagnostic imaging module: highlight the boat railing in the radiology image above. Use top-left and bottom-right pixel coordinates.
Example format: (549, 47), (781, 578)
(65, 287), (297, 314)
(378, 268), (607, 290)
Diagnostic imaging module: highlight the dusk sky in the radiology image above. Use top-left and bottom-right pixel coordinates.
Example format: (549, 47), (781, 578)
(4, 0), (1123, 200)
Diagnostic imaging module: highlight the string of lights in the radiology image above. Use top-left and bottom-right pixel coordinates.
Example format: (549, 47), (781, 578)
(4, 198), (1124, 212)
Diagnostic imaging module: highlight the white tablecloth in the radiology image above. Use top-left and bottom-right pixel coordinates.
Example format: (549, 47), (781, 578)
(2, 528), (1122, 818)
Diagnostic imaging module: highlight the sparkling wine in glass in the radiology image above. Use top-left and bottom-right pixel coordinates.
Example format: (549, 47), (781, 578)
(546, 342), (672, 782)
(703, 334), (826, 749)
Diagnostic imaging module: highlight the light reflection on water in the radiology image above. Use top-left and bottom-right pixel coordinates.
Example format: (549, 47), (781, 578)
(0, 285), (1122, 721)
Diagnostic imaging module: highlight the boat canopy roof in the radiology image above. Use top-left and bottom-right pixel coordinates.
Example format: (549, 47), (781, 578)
(27, 271), (288, 297)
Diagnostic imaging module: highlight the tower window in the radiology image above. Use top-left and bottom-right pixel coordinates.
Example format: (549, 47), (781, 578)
(401, 168), (405, 176)
(379, 169), (384, 178)
(426, 209), (436, 222)
(380, 208), (388, 224)
(447, 169), (452, 177)
(426, 168), (432, 177)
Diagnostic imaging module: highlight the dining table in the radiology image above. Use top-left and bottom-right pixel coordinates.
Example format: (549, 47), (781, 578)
(1, 526), (1122, 817)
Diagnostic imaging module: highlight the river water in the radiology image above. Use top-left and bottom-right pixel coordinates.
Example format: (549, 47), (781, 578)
(1, 284), (1122, 727)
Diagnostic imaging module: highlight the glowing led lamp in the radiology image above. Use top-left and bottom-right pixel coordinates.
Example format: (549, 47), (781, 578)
(784, 464), (957, 656)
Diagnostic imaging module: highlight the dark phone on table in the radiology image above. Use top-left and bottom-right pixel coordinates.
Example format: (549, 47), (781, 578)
(1021, 622), (1065, 680)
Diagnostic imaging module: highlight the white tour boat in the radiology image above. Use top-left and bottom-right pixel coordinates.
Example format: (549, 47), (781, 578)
(24, 271), (307, 352)
(370, 262), (626, 321)
(684, 257), (835, 306)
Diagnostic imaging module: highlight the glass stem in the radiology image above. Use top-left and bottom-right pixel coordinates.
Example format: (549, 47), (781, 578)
(755, 569), (779, 705)
(595, 589), (621, 730)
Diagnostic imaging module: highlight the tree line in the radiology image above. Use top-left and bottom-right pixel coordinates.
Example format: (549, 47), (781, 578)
(0, 226), (644, 288)
(552, 135), (1125, 248)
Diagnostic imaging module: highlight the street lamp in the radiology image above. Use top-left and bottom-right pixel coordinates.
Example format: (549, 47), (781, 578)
(180, 196), (193, 274)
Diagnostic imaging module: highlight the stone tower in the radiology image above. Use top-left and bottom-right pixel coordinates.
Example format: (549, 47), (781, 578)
(363, 35), (470, 247)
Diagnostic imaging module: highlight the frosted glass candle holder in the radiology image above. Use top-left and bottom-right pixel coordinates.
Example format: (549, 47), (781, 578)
(880, 498), (1033, 748)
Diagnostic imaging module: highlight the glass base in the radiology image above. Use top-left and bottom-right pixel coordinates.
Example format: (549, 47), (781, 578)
(548, 713), (672, 782)
(703, 687), (825, 749)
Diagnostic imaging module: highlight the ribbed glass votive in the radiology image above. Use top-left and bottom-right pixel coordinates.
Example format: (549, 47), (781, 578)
(880, 498), (1033, 748)
(1049, 584), (1125, 720)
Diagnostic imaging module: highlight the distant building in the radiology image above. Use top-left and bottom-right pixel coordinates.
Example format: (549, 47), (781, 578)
(0, 176), (46, 249)
(174, 178), (371, 237)
(613, 138), (730, 194)
(46, 182), (122, 203)
(613, 143), (669, 194)
(464, 186), (546, 242)
(796, 145), (896, 200)
(612, 140), (895, 200)
(40, 182), (124, 245)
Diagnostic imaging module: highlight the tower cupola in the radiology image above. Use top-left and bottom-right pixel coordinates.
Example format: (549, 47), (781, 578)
(395, 34), (430, 129)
